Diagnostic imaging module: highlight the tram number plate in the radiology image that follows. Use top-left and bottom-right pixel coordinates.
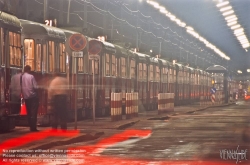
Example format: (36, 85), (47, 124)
(72, 51), (83, 58)
(89, 54), (100, 60)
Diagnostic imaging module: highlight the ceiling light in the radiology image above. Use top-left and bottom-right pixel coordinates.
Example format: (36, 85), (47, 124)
(227, 21), (237, 26)
(242, 43), (250, 48)
(186, 26), (194, 31)
(225, 15), (237, 20)
(237, 70), (242, 74)
(227, 17), (238, 23)
(237, 35), (247, 40)
(216, 1), (229, 8)
(234, 28), (244, 34)
(234, 31), (244, 36)
(240, 40), (248, 44)
(220, 6), (232, 12)
(222, 10), (234, 16)
(231, 24), (240, 30)
(247, 69), (250, 72)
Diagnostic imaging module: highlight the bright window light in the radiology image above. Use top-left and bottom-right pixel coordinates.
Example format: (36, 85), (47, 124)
(227, 21), (237, 26)
(216, 1), (229, 8)
(220, 6), (232, 12)
(231, 24), (240, 30)
(227, 17), (237, 23)
(222, 10), (234, 16)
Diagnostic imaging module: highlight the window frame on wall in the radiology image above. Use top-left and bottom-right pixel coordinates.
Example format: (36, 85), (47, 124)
(9, 32), (22, 67)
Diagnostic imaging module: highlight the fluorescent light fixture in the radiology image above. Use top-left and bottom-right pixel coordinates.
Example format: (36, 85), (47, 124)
(222, 10), (234, 16)
(237, 35), (247, 40)
(234, 31), (244, 36)
(231, 24), (240, 30)
(237, 70), (242, 74)
(242, 43), (250, 48)
(234, 28), (244, 34)
(225, 15), (237, 20)
(216, 1), (229, 8)
(220, 6), (232, 12)
(240, 40), (248, 44)
(227, 17), (238, 23)
(186, 26), (194, 31)
(247, 69), (250, 72)
(227, 21), (237, 26)
(160, 9), (168, 14)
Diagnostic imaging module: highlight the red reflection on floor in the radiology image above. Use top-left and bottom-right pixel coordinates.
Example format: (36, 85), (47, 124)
(0, 129), (79, 155)
(0, 129), (247, 165)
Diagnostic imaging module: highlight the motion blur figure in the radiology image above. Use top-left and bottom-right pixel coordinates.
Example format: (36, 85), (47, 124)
(21, 65), (39, 132)
(48, 71), (68, 130)
(10, 69), (22, 114)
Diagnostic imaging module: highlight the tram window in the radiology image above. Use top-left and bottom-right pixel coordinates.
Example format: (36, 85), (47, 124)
(24, 39), (35, 70)
(17, 34), (21, 47)
(130, 60), (135, 78)
(156, 66), (160, 81)
(139, 63), (142, 80)
(94, 60), (98, 74)
(1, 28), (4, 65)
(9, 32), (13, 46)
(169, 69), (172, 83)
(48, 41), (55, 72)
(121, 57), (126, 77)
(163, 67), (168, 82)
(36, 44), (42, 71)
(59, 43), (66, 72)
(150, 65), (153, 81)
(42, 44), (47, 72)
(111, 55), (116, 76)
(105, 54), (110, 76)
(78, 58), (83, 72)
(143, 63), (147, 80)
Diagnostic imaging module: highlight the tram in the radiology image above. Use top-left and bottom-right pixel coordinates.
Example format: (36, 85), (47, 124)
(9, 19), (216, 126)
(0, 12), (22, 131)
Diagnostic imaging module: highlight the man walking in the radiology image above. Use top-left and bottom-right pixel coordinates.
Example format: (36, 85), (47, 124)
(48, 71), (68, 131)
(21, 65), (39, 132)
(10, 69), (22, 114)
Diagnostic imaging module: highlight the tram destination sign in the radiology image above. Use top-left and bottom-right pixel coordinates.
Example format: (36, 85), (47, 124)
(72, 51), (83, 58)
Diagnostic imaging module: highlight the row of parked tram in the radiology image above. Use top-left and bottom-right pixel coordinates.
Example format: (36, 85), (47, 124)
(0, 11), (215, 129)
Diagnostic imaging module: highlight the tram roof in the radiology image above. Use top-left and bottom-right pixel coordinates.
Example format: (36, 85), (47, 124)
(149, 57), (159, 64)
(134, 52), (150, 62)
(114, 45), (134, 58)
(159, 59), (171, 67)
(0, 12), (21, 29)
(20, 19), (65, 40)
(206, 65), (228, 73)
(88, 38), (116, 53)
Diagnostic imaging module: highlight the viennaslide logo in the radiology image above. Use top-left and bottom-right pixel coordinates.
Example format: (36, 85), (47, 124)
(220, 145), (247, 164)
